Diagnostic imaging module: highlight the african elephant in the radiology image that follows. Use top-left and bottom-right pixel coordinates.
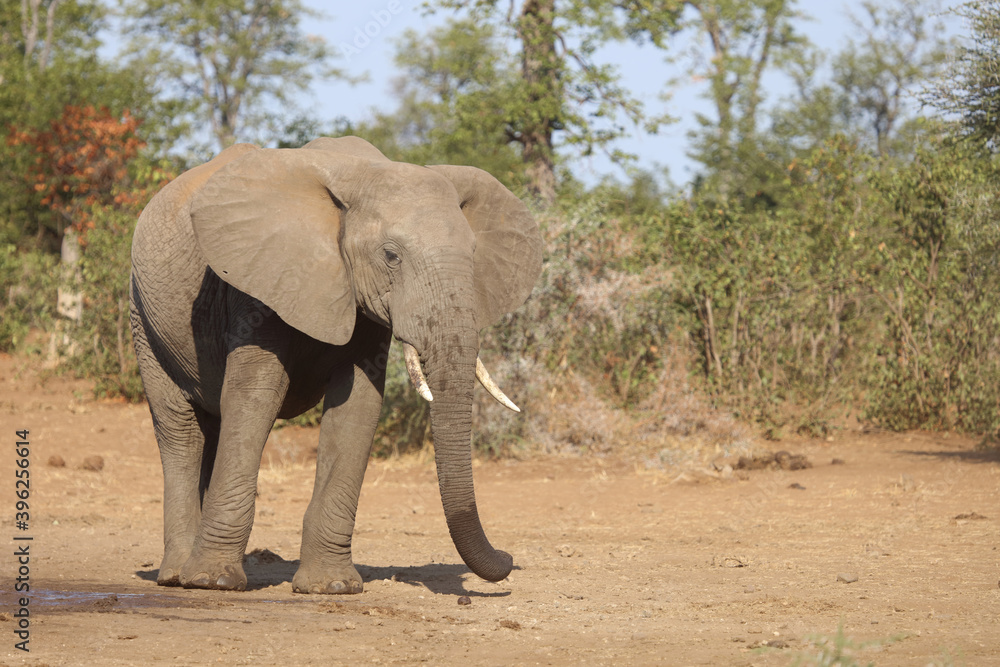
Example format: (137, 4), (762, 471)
(129, 136), (542, 593)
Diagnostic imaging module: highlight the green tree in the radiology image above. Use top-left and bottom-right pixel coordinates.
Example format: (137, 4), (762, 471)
(343, 20), (525, 186)
(831, 0), (948, 156)
(428, 0), (683, 205)
(678, 0), (807, 202)
(0, 0), (152, 248)
(923, 0), (1000, 150)
(694, 0), (944, 207)
(122, 0), (341, 153)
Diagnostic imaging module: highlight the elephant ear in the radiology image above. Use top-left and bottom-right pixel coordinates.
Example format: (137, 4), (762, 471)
(428, 165), (543, 331)
(190, 148), (366, 346)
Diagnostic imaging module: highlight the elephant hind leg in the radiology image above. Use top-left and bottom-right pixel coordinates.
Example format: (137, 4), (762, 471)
(148, 395), (221, 586)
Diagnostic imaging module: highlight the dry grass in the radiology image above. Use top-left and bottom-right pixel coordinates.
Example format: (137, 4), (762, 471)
(473, 344), (754, 469)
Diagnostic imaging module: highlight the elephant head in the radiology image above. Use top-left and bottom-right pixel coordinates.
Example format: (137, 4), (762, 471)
(188, 137), (542, 582)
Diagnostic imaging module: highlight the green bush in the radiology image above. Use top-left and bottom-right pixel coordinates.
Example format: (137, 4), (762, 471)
(863, 141), (1000, 434)
(0, 245), (58, 352)
(625, 139), (883, 434)
(68, 206), (144, 401)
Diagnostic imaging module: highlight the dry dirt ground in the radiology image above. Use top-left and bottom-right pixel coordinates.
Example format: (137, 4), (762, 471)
(1, 352), (998, 666)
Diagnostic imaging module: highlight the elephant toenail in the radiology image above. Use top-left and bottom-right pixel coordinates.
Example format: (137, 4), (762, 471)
(190, 573), (211, 587)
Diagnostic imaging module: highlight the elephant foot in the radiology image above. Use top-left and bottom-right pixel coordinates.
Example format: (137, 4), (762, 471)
(178, 557), (247, 591)
(292, 563), (364, 595)
(157, 567), (182, 587)
(156, 551), (192, 586)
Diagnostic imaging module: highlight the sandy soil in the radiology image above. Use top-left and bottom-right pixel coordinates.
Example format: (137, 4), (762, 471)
(0, 352), (998, 666)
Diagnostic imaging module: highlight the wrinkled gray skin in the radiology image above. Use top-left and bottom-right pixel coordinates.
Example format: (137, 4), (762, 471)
(130, 137), (542, 593)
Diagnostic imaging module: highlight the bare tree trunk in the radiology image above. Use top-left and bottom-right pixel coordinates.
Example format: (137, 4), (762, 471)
(56, 227), (82, 324)
(517, 0), (559, 206)
(47, 226), (82, 366)
(20, 0), (61, 69)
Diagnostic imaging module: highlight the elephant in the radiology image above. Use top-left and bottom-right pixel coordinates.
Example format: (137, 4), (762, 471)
(129, 136), (542, 593)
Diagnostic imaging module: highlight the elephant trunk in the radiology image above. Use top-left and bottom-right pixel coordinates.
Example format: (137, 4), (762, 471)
(422, 328), (513, 582)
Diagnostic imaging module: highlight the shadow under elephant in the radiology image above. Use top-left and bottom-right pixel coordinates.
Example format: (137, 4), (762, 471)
(136, 549), (515, 597)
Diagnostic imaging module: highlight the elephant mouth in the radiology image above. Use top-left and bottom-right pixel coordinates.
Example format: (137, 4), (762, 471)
(394, 338), (520, 412)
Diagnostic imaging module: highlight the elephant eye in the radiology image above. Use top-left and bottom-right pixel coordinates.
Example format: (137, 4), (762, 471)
(384, 248), (401, 267)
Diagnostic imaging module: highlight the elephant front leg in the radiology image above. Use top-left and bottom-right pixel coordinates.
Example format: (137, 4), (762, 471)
(179, 346), (289, 591)
(293, 333), (389, 595)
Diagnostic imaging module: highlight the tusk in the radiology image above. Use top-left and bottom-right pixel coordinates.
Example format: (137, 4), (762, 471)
(403, 343), (433, 402)
(476, 357), (521, 413)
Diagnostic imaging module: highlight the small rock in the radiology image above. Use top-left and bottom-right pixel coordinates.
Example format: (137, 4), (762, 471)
(714, 555), (749, 568)
(786, 456), (812, 471)
(837, 573), (859, 584)
(557, 544), (576, 558)
(48, 455), (66, 468)
(243, 548), (285, 566)
(90, 594), (118, 612)
(81, 455), (104, 472)
(953, 512), (988, 521)
(499, 619), (521, 630)
(457, 596), (471, 606)
(831, 458), (846, 465)
(789, 483), (806, 490)
(736, 450), (812, 471)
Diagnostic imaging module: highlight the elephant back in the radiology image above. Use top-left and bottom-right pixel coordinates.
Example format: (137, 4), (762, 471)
(132, 144), (260, 281)
(130, 143), (262, 400)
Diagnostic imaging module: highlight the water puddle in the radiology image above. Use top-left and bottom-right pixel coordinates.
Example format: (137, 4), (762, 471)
(31, 590), (145, 606)
(17, 588), (314, 613)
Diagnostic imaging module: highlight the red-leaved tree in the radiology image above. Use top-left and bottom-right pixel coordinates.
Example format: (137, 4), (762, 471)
(8, 105), (170, 237)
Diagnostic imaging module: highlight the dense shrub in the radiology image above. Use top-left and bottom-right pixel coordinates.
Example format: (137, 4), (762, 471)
(863, 142), (1000, 433)
(69, 205), (145, 401)
(640, 139), (884, 435)
(0, 246), (58, 351)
